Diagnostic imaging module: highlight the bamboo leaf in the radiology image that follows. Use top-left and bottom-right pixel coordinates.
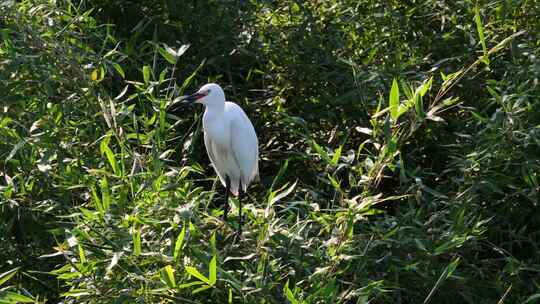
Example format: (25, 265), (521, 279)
(524, 294), (540, 304)
(100, 139), (118, 175)
(159, 46), (177, 64)
(176, 44), (190, 57)
(133, 225), (141, 256)
(283, 280), (299, 304)
(0, 267), (20, 287)
(178, 281), (206, 289)
(192, 285), (211, 294)
(91, 69), (98, 81)
(160, 265), (176, 288)
(173, 224), (186, 263)
(209, 255), (217, 286)
(185, 266), (210, 284)
(143, 65), (151, 83)
(270, 181), (297, 205)
(330, 145), (342, 165)
(0, 291), (35, 303)
(474, 6), (489, 65)
(100, 177), (111, 211)
(423, 257), (461, 304)
(112, 63), (125, 78)
(389, 78), (400, 121)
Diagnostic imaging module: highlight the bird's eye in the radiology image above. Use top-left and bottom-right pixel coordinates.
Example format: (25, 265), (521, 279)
(207, 89), (211, 95)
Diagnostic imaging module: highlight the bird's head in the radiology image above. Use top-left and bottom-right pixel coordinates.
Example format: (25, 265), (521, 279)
(181, 83), (225, 107)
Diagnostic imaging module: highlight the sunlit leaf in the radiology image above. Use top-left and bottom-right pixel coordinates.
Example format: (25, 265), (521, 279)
(0, 267), (20, 287)
(160, 265), (176, 288)
(133, 225), (141, 256)
(91, 69), (98, 81)
(474, 6), (489, 65)
(270, 181), (297, 205)
(0, 291), (35, 303)
(112, 63), (125, 78)
(389, 78), (400, 122)
(159, 46), (177, 64)
(173, 223), (186, 263)
(283, 280), (299, 304)
(185, 266), (210, 284)
(143, 65), (151, 83)
(209, 255), (217, 286)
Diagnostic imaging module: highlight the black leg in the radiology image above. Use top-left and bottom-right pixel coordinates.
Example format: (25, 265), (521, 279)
(224, 176), (230, 221)
(238, 180), (243, 236)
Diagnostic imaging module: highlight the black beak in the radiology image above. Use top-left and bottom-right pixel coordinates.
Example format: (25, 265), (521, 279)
(181, 92), (205, 105)
(168, 92), (204, 114)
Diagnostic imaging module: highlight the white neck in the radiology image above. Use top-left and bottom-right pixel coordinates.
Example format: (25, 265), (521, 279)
(204, 99), (225, 116)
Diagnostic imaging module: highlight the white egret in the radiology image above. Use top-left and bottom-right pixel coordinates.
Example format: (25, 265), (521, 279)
(180, 83), (259, 234)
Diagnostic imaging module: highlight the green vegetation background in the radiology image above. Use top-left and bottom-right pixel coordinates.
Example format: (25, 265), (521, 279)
(1, 0), (539, 303)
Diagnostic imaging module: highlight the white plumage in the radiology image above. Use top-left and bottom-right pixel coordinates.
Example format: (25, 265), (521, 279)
(183, 83), (259, 196)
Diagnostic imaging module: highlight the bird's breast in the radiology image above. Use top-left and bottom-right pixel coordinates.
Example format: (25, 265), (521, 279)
(203, 117), (230, 147)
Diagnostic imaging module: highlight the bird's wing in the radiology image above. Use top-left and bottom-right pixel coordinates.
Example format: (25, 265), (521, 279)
(204, 132), (226, 187)
(230, 109), (259, 186)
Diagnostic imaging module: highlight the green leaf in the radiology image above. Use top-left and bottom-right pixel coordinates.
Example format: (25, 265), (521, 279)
(160, 265), (176, 288)
(414, 95), (425, 119)
(192, 285), (211, 294)
(524, 294), (540, 304)
(330, 145), (342, 165)
(417, 77), (433, 97)
(176, 44), (190, 57)
(423, 257), (460, 304)
(100, 177), (111, 211)
(91, 69), (98, 81)
(104, 146), (118, 175)
(159, 47), (177, 64)
(283, 280), (299, 304)
(474, 6), (489, 65)
(79, 207), (97, 221)
(99, 65), (105, 80)
(78, 244), (86, 264)
(270, 181), (297, 205)
(62, 289), (91, 297)
(6, 140), (26, 163)
(106, 252), (121, 275)
(133, 225), (141, 256)
(185, 266), (210, 284)
(91, 186), (103, 214)
(100, 138), (118, 175)
(0, 291), (35, 303)
(178, 281), (206, 289)
(209, 255), (217, 286)
(389, 78), (400, 122)
(173, 224), (186, 263)
(179, 59), (205, 93)
(0, 267), (20, 287)
(143, 65), (151, 83)
(112, 63), (125, 78)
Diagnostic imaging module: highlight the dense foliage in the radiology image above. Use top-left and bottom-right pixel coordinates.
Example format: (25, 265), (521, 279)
(1, 0), (539, 303)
